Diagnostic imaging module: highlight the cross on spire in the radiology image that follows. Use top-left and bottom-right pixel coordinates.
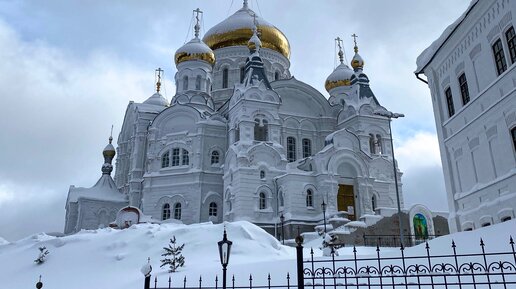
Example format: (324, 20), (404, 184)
(243, 0), (249, 9)
(109, 125), (114, 143)
(155, 67), (163, 93)
(193, 8), (203, 38)
(351, 33), (359, 53)
(335, 37), (344, 63)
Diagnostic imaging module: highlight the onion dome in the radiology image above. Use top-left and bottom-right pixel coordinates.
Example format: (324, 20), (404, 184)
(103, 136), (116, 159)
(175, 13), (215, 66)
(325, 63), (354, 92)
(102, 136), (116, 175)
(351, 35), (364, 70)
(175, 38), (215, 66)
(202, 0), (290, 59)
(325, 38), (354, 92)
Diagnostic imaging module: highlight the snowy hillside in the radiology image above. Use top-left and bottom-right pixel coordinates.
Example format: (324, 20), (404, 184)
(0, 220), (515, 289)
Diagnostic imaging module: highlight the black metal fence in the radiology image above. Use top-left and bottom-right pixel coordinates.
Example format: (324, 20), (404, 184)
(302, 237), (516, 289)
(362, 234), (442, 248)
(145, 236), (516, 289)
(145, 273), (294, 289)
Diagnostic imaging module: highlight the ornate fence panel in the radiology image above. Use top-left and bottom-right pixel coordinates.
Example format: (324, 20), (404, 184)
(301, 237), (516, 289)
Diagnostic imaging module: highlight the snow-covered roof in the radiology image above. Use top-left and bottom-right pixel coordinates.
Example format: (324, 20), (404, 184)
(143, 92), (169, 107)
(415, 0), (479, 74)
(67, 174), (127, 204)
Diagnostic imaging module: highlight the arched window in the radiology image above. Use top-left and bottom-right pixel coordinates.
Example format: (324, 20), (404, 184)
(287, 137), (297, 162)
(279, 191), (284, 207)
(174, 203), (182, 220)
(171, 148), (180, 166)
(274, 71), (280, 80)
(182, 149), (189, 165)
(254, 118), (268, 141)
(209, 202), (217, 216)
(162, 203), (171, 220)
(161, 151), (170, 168)
(259, 192), (266, 210)
(306, 189), (313, 207)
(240, 66), (245, 83)
(302, 138), (312, 158)
(183, 75), (189, 91)
(371, 195), (377, 211)
(501, 216), (512, 222)
(511, 127), (516, 151)
(211, 151), (220, 165)
(195, 75), (201, 90)
(222, 68), (229, 88)
(369, 134), (375, 154)
(481, 222), (491, 227)
(235, 125), (240, 142)
(375, 134), (383, 154)
(260, 170), (265, 179)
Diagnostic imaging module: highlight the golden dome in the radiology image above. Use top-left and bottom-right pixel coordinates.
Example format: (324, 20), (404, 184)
(174, 38), (216, 66)
(202, 6), (290, 59)
(325, 63), (354, 92)
(103, 136), (116, 159)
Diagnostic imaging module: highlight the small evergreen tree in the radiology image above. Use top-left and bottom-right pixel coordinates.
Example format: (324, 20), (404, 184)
(34, 246), (50, 264)
(160, 236), (185, 272)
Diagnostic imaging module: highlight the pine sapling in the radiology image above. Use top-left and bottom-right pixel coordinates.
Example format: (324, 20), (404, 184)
(34, 246), (50, 264)
(160, 236), (185, 272)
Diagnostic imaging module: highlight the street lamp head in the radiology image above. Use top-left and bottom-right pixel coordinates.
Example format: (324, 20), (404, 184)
(321, 200), (327, 212)
(279, 213), (285, 222)
(218, 227), (233, 267)
(140, 257), (152, 277)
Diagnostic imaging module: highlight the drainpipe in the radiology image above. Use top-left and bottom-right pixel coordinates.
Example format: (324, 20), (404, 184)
(415, 72), (428, 84)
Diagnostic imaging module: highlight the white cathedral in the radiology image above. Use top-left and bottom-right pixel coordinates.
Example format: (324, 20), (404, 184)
(64, 1), (407, 237)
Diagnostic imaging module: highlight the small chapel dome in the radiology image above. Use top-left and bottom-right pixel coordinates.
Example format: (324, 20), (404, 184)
(325, 63), (354, 92)
(351, 39), (364, 70)
(174, 38), (215, 66)
(202, 0), (290, 59)
(103, 136), (116, 159)
(143, 92), (169, 106)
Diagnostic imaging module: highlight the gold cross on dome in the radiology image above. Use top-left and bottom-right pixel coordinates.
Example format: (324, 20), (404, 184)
(155, 68), (163, 93)
(351, 33), (358, 46)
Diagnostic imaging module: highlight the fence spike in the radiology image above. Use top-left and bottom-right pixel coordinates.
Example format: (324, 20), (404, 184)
(168, 276), (171, 289)
(510, 236), (514, 245)
(249, 274), (253, 281)
(451, 240), (456, 248)
(425, 242), (430, 250)
(376, 244), (380, 252)
(353, 245), (357, 253)
(480, 238), (485, 247)
(268, 273), (271, 280)
(287, 272), (290, 279)
(154, 276), (157, 289)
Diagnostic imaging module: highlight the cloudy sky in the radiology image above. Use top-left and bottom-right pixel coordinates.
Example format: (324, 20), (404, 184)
(0, 0), (471, 241)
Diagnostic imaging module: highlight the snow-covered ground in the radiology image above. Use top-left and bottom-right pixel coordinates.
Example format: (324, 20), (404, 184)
(0, 219), (515, 289)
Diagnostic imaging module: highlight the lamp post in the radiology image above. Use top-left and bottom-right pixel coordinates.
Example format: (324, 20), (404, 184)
(141, 257), (152, 289)
(279, 213), (285, 244)
(218, 227), (233, 289)
(321, 200), (327, 233)
(374, 109), (405, 247)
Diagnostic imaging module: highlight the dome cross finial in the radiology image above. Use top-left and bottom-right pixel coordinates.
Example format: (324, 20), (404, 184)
(109, 125), (114, 144)
(335, 37), (344, 64)
(155, 67), (163, 93)
(352, 33), (359, 53)
(193, 8), (203, 38)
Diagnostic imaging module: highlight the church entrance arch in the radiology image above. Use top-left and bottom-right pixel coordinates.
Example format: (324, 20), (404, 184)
(337, 184), (356, 221)
(413, 213), (429, 239)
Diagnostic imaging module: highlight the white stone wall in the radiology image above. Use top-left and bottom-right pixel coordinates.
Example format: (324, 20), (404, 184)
(421, 0), (516, 232)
